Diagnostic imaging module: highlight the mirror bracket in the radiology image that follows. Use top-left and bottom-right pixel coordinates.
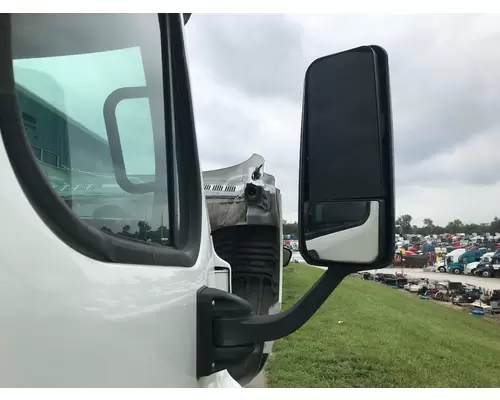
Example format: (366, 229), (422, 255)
(196, 265), (351, 378)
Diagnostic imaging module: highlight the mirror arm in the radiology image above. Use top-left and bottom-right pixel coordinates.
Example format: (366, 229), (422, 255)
(215, 265), (351, 344)
(196, 265), (351, 377)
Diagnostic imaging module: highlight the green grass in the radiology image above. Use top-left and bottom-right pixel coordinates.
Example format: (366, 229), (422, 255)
(267, 263), (500, 388)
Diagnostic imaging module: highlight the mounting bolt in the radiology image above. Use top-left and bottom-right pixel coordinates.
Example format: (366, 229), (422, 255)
(211, 300), (215, 306)
(212, 362), (215, 369)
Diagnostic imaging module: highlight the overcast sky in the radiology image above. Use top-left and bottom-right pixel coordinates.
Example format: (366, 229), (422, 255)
(184, 13), (500, 226)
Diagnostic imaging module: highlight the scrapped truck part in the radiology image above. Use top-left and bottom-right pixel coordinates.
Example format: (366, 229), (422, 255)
(203, 153), (282, 386)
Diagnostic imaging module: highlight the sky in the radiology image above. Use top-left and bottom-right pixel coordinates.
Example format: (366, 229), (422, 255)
(12, 13), (500, 227)
(183, 13), (500, 226)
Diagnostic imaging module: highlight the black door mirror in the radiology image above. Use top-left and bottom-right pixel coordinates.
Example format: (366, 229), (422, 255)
(283, 246), (292, 267)
(298, 45), (395, 268)
(196, 44), (397, 379)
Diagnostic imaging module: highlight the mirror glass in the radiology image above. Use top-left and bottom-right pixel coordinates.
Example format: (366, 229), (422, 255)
(283, 246), (292, 267)
(299, 46), (394, 268)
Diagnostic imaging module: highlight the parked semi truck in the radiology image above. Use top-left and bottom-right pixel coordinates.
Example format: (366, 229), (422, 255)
(0, 13), (395, 387)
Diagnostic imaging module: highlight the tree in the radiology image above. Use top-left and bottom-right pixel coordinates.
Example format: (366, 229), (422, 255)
(284, 214), (500, 239)
(137, 220), (151, 240)
(283, 220), (298, 236)
(118, 224), (134, 239)
(491, 217), (500, 233)
(445, 219), (464, 234)
(422, 218), (434, 235)
(480, 223), (490, 234)
(396, 214), (413, 233)
(433, 225), (446, 235)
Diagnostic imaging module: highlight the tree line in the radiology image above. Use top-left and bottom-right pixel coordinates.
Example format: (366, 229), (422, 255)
(283, 216), (500, 237)
(395, 215), (500, 236)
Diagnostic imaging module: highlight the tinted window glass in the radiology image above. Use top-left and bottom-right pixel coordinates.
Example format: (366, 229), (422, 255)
(41, 150), (58, 167)
(11, 14), (170, 246)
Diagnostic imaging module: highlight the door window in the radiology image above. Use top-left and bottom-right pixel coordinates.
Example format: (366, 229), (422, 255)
(12, 15), (170, 246)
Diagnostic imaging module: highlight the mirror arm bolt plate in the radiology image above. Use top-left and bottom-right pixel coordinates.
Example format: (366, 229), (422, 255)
(196, 265), (351, 378)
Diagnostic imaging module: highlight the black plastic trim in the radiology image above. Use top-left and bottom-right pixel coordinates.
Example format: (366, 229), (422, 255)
(0, 13), (201, 267)
(166, 13), (203, 250)
(197, 286), (256, 378)
(256, 353), (268, 376)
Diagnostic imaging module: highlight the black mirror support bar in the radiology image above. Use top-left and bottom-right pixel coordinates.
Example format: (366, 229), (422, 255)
(196, 265), (351, 378)
(103, 86), (156, 194)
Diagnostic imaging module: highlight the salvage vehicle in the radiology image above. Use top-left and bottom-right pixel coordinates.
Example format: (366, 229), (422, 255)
(445, 248), (466, 265)
(0, 14), (394, 387)
(394, 252), (427, 268)
(379, 274), (398, 286)
(375, 273), (407, 287)
(474, 263), (500, 278)
(448, 248), (487, 274)
(444, 248), (467, 273)
(464, 252), (495, 275)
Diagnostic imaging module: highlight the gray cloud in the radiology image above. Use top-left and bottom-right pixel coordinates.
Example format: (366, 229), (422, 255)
(185, 14), (500, 223)
(187, 14), (307, 102)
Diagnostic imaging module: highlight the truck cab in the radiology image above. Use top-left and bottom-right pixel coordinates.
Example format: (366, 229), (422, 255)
(0, 13), (396, 387)
(448, 248), (487, 274)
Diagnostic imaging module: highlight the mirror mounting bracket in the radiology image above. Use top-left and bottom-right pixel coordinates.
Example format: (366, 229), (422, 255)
(196, 264), (351, 378)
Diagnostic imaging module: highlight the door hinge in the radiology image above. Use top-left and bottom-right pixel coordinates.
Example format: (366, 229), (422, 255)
(196, 286), (256, 378)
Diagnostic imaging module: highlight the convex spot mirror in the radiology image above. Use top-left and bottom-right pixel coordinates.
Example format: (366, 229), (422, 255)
(283, 246), (292, 267)
(299, 45), (395, 269)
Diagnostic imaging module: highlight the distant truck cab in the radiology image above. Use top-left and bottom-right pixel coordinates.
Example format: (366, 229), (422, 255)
(448, 248), (488, 274)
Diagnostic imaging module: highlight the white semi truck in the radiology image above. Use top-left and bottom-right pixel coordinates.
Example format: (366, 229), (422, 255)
(0, 13), (395, 387)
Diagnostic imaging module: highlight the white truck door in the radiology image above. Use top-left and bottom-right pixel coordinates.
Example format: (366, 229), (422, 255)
(0, 14), (232, 387)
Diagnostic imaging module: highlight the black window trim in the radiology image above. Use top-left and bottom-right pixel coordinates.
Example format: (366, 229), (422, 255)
(0, 13), (202, 267)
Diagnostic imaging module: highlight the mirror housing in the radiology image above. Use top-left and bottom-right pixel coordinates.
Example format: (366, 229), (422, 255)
(283, 246), (292, 267)
(298, 45), (395, 269)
